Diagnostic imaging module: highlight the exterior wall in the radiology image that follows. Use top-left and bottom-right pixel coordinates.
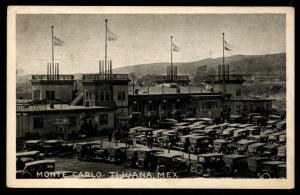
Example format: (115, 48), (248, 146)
(113, 85), (128, 107)
(32, 83), (74, 103)
(191, 99), (222, 119)
(208, 83), (243, 100)
(16, 110), (115, 138)
(224, 100), (272, 115)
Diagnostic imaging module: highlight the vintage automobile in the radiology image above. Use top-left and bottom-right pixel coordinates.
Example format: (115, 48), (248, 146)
(252, 115), (267, 126)
(220, 127), (237, 139)
(43, 140), (74, 157)
(234, 139), (257, 155)
(229, 115), (243, 123)
(268, 132), (286, 143)
(247, 143), (267, 156)
(16, 151), (44, 171)
(232, 129), (249, 141)
(187, 134), (212, 154)
(129, 126), (150, 136)
(105, 146), (127, 164)
(172, 126), (191, 135)
(198, 118), (214, 125)
(222, 154), (249, 177)
(227, 123), (242, 128)
(277, 134), (286, 144)
(189, 124), (208, 132)
(247, 126), (261, 136)
(275, 120), (286, 131)
(16, 159), (56, 179)
(277, 163), (286, 178)
(74, 141), (107, 161)
(213, 139), (232, 154)
(159, 118), (178, 129)
(246, 156), (269, 177)
(156, 153), (191, 174)
(135, 134), (147, 145)
(266, 120), (279, 129)
(157, 130), (179, 148)
(135, 148), (164, 170)
(248, 113), (262, 123)
(237, 124), (254, 129)
(152, 129), (168, 145)
(192, 153), (225, 177)
(24, 140), (44, 152)
(277, 145), (286, 161)
(259, 161), (286, 178)
(124, 147), (140, 167)
(263, 143), (281, 158)
(193, 129), (216, 138)
(247, 134), (269, 143)
(268, 115), (281, 121)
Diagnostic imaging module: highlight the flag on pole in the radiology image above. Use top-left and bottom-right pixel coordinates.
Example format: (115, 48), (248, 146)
(172, 42), (180, 52)
(53, 36), (64, 46)
(108, 28), (117, 41)
(224, 39), (232, 51)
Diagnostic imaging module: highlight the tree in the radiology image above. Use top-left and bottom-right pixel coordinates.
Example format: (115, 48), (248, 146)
(129, 72), (137, 80)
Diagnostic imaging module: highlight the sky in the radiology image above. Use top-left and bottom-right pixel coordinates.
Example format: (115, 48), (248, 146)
(16, 14), (286, 75)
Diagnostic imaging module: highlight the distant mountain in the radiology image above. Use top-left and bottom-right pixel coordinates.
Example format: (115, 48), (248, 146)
(113, 53), (286, 77)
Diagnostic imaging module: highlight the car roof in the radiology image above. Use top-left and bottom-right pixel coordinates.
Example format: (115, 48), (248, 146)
(106, 146), (126, 149)
(25, 140), (43, 144)
(43, 140), (63, 143)
(76, 141), (102, 145)
(278, 145), (286, 149)
(237, 139), (257, 145)
(213, 139), (230, 143)
(264, 143), (281, 149)
(17, 151), (40, 157)
(198, 153), (225, 157)
(155, 153), (183, 158)
(277, 164), (286, 168)
(223, 154), (248, 159)
(238, 124), (253, 128)
(137, 148), (163, 152)
(262, 161), (286, 166)
(25, 159), (56, 167)
(248, 143), (267, 148)
(234, 128), (248, 133)
(227, 123), (242, 127)
(247, 156), (269, 161)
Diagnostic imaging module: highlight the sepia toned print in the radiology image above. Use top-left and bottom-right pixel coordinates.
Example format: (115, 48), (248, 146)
(7, 6), (294, 188)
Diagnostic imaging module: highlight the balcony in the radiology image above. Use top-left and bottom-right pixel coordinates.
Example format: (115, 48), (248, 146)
(31, 75), (74, 81)
(82, 74), (129, 81)
(155, 75), (190, 81)
(204, 74), (245, 84)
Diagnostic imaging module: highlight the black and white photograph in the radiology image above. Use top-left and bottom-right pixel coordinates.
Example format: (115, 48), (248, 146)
(7, 6), (294, 188)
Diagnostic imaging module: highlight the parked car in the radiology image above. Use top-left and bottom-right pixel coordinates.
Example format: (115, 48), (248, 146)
(135, 148), (164, 170)
(277, 145), (286, 161)
(247, 126), (261, 136)
(266, 120), (279, 129)
(43, 140), (74, 157)
(24, 140), (44, 152)
(232, 129), (249, 141)
(172, 126), (191, 135)
(192, 153), (225, 177)
(105, 146), (127, 164)
(16, 151), (44, 171)
(74, 141), (107, 161)
(275, 121), (286, 131)
(124, 147), (140, 167)
(213, 139), (232, 154)
(277, 164), (286, 178)
(259, 161), (286, 178)
(229, 115), (243, 123)
(16, 159), (56, 179)
(246, 156), (269, 177)
(252, 115), (267, 126)
(222, 154), (249, 177)
(152, 129), (168, 146)
(263, 143), (281, 158)
(227, 123), (242, 128)
(247, 135), (269, 143)
(248, 113), (261, 123)
(156, 153), (191, 174)
(193, 129), (216, 138)
(157, 130), (179, 148)
(187, 134), (212, 154)
(159, 118), (178, 129)
(247, 143), (267, 156)
(220, 127), (237, 139)
(234, 139), (257, 155)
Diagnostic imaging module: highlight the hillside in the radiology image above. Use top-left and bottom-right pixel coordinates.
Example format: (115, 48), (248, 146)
(113, 53), (286, 77)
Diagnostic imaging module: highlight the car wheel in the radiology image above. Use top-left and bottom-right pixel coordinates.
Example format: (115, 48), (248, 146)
(188, 145), (196, 154)
(157, 165), (166, 173)
(196, 164), (204, 176)
(260, 172), (272, 179)
(137, 159), (144, 169)
(224, 164), (232, 176)
(126, 157), (132, 166)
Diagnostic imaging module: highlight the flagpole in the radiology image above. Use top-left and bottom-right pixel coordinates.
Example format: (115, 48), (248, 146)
(171, 35), (173, 81)
(222, 32), (225, 66)
(51, 25), (54, 77)
(222, 32), (225, 93)
(105, 19), (108, 72)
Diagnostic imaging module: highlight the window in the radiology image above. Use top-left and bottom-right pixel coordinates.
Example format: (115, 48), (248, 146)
(68, 116), (76, 127)
(122, 91), (126, 101)
(236, 105), (241, 113)
(118, 91), (122, 101)
(236, 88), (241, 96)
(99, 114), (108, 124)
(46, 90), (55, 99)
(100, 91), (104, 101)
(105, 92), (110, 101)
(33, 89), (40, 100)
(33, 117), (44, 129)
